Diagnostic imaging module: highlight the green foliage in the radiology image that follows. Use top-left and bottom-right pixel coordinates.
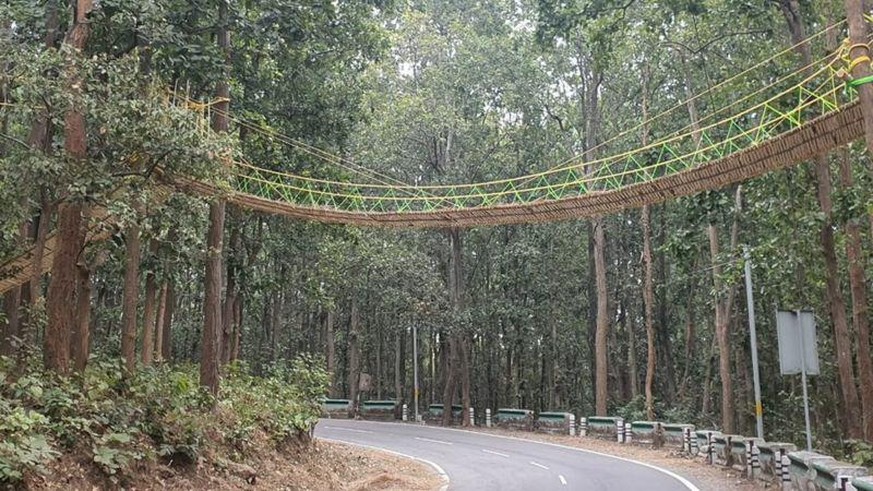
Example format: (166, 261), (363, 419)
(845, 440), (873, 468)
(0, 355), (325, 484)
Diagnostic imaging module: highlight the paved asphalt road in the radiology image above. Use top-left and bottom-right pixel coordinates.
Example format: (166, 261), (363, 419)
(315, 419), (699, 491)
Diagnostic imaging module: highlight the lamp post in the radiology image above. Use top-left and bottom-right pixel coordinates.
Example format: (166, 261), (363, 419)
(413, 322), (419, 423)
(744, 248), (764, 439)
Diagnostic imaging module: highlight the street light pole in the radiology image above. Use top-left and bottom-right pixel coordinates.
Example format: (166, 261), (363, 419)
(413, 323), (419, 423)
(744, 248), (764, 439)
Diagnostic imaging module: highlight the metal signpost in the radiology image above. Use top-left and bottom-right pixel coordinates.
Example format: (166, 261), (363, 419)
(776, 310), (820, 451)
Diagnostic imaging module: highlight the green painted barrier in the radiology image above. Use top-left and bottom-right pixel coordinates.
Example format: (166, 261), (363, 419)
(586, 416), (622, 441)
(662, 423), (694, 449)
(757, 442), (796, 483)
(694, 430), (720, 463)
(426, 404), (463, 425)
(788, 451), (837, 490)
(537, 411), (569, 422)
(810, 459), (868, 491)
(360, 400), (398, 421)
(853, 476), (873, 491)
(321, 398), (351, 417)
(535, 411), (573, 435)
(711, 434), (731, 466)
(629, 421), (662, 446)
(495, 408), (534, 431)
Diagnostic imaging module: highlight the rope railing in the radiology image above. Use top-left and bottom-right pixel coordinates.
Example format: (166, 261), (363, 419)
(221, 56), (848, 213)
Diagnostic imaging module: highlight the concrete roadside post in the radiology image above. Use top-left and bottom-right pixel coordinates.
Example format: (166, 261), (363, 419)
(748, 440), (761, 478)
(624, 423), (632, 444)
(774, 449), (784, 488)
(579, 417), (588, 436)
(683, 427), (692, 454)
(617, 418), (625, 443)
(485, 408), (492, 428)
(708, 433), (716, 465)
(780, 453), (791, 489)
(402, 404), (408, 422)
(469, 407), (475, 426)
(568, 414), (576, 436)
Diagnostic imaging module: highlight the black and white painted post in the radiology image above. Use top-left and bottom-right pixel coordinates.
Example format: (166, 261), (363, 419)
(780, 453), (791, 489)
(402, 403), (408, 422)
(706, 431), (715, 465)
(616, 418), (625, 443)
(745, 440), (761, 478)
(579, 417), (588, 437)
(568, 414), (576, 436)
(682, 427), (692, 454)
(469, 407), (475, 426)
(485, 408), (492, 428)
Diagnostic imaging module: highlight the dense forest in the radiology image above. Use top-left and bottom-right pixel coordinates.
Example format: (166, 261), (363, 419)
(2, 0), (873, 482)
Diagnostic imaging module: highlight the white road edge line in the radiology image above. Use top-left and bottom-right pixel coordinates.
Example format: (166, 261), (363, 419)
(529, 461), (549, 470)
(415, 436), (453, 445)
(481, 449), (509, 457)
(337, 420), (701, 491)
(318, 437), (450, 491)
(321, 426), (374, 434)
(559, 474), (567, 485)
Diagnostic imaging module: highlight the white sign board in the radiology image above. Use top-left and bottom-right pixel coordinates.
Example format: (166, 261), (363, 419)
(776, 310), (820, 375)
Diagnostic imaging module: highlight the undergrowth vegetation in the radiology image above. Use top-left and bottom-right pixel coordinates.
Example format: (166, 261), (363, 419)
(0, 355), (328, 486)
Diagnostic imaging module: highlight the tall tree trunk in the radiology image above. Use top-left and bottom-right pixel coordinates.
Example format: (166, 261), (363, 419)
(326, 310), (337, 396)
(141, 256), (157, 366)
(70, 249), (91, 373)
(200, 0), (231, 395)
(640, 72), (657, 420)
(161, 280), (174, 361)
(444, 229), (466, 425)
(348, 300), (361, 417)
(45, 0), (93, 375)
(221, 216), (240, 365)
(21, 1), (60, 343)
(678, 275), (698, 401)
(844, 0), (873, 157)
(709, 186), (743, 434)
(782, 0), (862, 440)
(838, 149), (873, 442)
(394, 328), (405, 401)
(26, 199), (52, 341)
(120, 214), (141, 373)
(593, 217), (609, 415)
(154, 282), (168, 362)
(642, 206), (656, 420)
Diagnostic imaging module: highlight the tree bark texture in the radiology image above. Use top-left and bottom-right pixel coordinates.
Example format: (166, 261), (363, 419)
(141, 262), (157, 366)
(200, 0), (231, 395)
(593, 217), (609, 415)
(45, 0), (93, 375)
(348, 300), (361, 417)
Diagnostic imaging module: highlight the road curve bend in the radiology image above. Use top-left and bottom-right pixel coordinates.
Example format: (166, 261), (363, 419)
(315, 419), (700, 491)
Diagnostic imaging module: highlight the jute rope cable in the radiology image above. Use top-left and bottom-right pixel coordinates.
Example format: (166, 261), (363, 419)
(223, 55), (837, 199)
(223, 62), (840, 205)
(170, 20), (845, 196)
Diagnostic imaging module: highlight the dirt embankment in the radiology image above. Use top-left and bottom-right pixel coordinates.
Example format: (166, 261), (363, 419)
(26, 440), (442, 491)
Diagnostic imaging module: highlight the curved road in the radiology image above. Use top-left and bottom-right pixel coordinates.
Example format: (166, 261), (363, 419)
(315, 419), (699, 491)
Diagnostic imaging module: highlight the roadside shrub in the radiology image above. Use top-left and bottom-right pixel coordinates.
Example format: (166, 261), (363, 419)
(0, 354), (327, 485)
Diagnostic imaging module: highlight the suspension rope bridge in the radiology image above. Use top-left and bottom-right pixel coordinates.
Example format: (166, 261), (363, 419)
(0, 21), (870, 293)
